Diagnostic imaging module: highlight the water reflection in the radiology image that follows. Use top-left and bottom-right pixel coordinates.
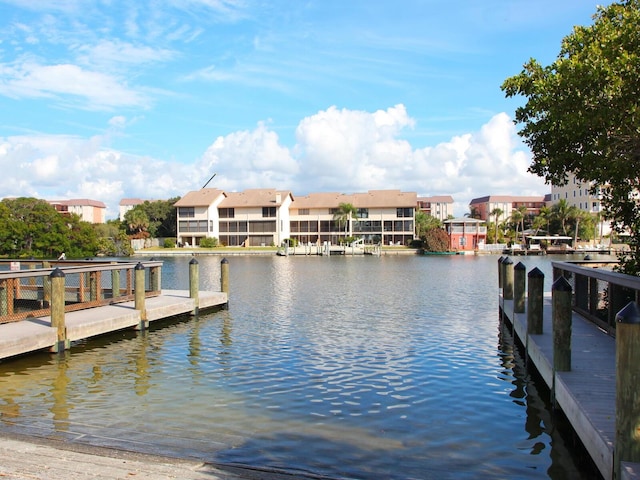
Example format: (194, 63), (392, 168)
(0, 255), (602, 479)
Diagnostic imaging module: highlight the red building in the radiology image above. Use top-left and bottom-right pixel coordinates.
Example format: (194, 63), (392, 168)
(443, 218), (487, 251)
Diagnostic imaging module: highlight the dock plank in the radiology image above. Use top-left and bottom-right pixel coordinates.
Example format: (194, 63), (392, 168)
(502, 293), (616, 479)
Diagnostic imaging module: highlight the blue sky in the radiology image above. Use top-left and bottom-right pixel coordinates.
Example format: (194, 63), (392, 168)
(0, 0), (601, 218)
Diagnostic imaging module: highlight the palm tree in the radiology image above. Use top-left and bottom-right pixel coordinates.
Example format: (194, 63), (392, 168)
(510, 206), (528, 245)
(552, 199), (572, 236)
(536, 205), (552, 234)
(333, 202), (358, 240)
(490, 207), (503, 243)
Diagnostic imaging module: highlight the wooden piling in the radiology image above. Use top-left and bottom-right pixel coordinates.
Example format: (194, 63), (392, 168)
(111, 269), (120, 299)
(221, 258), (229, 296)
(498, 256), (504, 289)
(527, 267), (544, 335)
(503, 257), (514, 301)
(514, 262), (526, 314)
(189, 258), (199, 314)
(552, 276), (572, 372)
(50, 268), (69, 353)
(615, 301), (640, 480)
(134, 262), (147, 329)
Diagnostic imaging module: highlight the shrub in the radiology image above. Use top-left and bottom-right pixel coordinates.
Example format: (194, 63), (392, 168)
(199, 237), (219, 248)
(163, 238), (176, 248)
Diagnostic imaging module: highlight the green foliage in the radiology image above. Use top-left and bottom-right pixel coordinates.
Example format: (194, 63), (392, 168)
(199, 237), (219, 248)
(333, 203), (358, 236)
(423, 228), (450, 252)
(163, 238), (176, 248)
(122, 198), (178, 238)
(502, 0), (640, 274)
(415, 211), (441, 239)
(93, 220), (133, 257)
(0, 197), (100, 258)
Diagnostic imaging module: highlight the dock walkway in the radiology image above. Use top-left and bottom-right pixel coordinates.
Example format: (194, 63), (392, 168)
(501, 292), (640, 480)
(0, 289), (227, 361)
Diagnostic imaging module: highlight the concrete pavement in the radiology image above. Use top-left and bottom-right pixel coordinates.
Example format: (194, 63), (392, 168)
(0, 433), (288, 480)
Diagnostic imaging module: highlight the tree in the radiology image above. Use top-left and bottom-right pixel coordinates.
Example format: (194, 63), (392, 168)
(415, 211), (441, 239)
(124, 207), (150, 238)
(551, 199), (573, 236)
(0, 197), (99, 258)
(333, 203), (358, 239)
(490, 208), (504, 243)
(502, 0), (640, 275)
(510, 206), (527, 245)
(423, 228), (450, 252)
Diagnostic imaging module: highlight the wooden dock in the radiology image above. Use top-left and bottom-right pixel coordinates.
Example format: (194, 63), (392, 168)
(0, 289), (227, 361)
(499, 258), (640, 480)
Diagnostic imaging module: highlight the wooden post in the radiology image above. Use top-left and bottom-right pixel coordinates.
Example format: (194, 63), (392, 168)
(0, 280), (7, 317)
(111, 269), (120, 300)
(221, 258), (229, 295)
(50, 268), (69, 353)
(498, 256), (504, 289)
(134, 263), (147, 330)
(527, 267), (544, 335)
(514, 261), (526, 314)
(552, 276), (572, 372)
(615, 301), (640, 480)
(150, 265), (161, 292)
(189, 258), (199, 315)
(89, 271), (99, 301)
(503, 257), (514, 300)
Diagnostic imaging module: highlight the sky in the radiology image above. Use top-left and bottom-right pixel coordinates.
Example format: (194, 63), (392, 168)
(0, 0), (604, 219)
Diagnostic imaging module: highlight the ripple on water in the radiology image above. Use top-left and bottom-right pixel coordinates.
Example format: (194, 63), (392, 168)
(0, 256), (593, 479)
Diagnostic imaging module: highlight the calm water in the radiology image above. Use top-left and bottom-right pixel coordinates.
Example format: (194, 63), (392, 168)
(0, 254), (604, 479)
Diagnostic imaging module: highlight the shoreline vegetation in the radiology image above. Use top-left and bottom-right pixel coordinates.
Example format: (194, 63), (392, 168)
(133, 245), (422, 256)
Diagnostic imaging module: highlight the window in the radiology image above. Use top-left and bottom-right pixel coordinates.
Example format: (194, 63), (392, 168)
(357, 208), (369, 218)
(298, 209), (310, 215)
(178, 207), (194, 218)
(397, 208), (413, 218)
(262, 207), (276, 218)
(219, 208), (234, 218)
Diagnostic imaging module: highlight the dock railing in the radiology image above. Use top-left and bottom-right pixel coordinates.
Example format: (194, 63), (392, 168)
(551, 260), (640, 336)
(0, 260), (163, 324)
(500, 256), (640, 478)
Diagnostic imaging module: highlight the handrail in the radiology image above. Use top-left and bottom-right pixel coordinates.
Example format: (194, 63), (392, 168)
(0, 261), (163, 324)
(551, 260), (640, 336)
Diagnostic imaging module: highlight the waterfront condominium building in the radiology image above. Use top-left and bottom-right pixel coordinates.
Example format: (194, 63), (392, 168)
(550, 173), (610, 237)
(289, 190), (417, 246)
(174, 188), (293, 247)
(416, 195), (454, 221)
(175, 188), (417, 247)
(468, 195), (548, 225)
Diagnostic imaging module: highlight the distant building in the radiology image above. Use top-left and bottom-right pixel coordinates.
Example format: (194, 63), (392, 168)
(174, 188), (418, 247)
(49, 199), (106, 224)
(443, 218), (487, 251)
(469, 195), (548, 224)
(174, 188), (294, 247)
(119, 198), (145, 221)
(416, 195), (454, 221)
(290, 190), (417, 246)
(217, 189), (293, 247)
(550, 173), (610, 237)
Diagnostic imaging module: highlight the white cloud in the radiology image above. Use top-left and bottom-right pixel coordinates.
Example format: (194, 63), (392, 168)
(73, 40), (176, 70)
(0, 107), (548, 219)
(0, 61), (150, 110)
(199, 122), (297, 190)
